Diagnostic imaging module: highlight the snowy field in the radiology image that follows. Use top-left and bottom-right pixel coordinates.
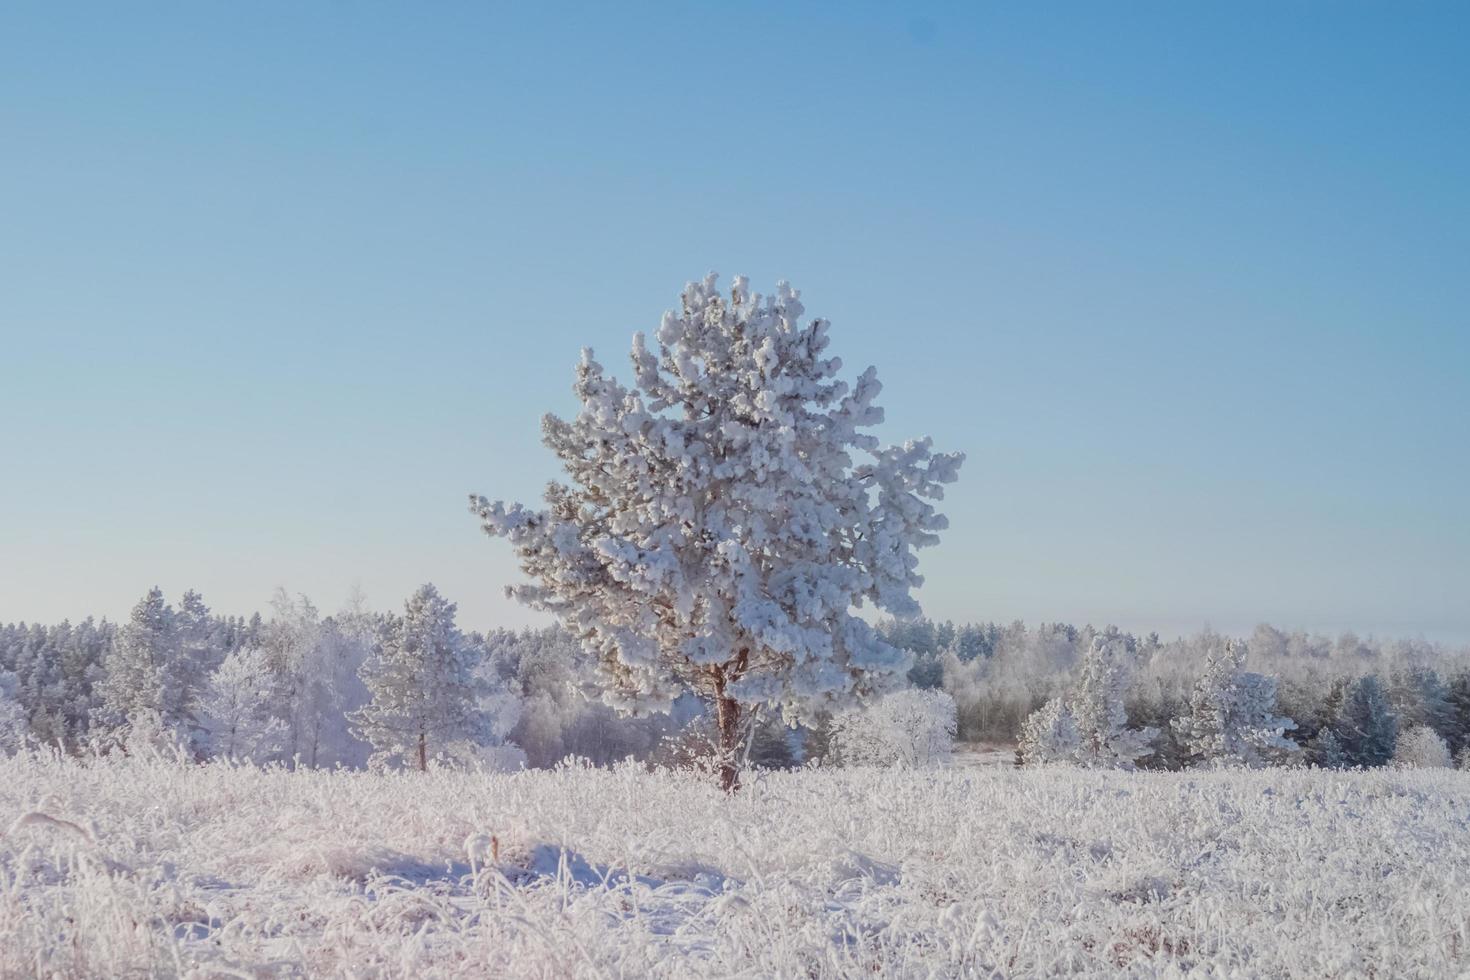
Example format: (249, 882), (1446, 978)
(3, 755), (1469, 978)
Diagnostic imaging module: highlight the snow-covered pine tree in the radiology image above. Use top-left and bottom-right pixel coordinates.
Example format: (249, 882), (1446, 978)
(1068, 638), (1157, 769)
(57, 617), (109, 749)
(1307, 727), (1347, 768)
(1446, 669), (1470, 754)
(1171, 642), (1298, 768)
(1017, 697), (1080, 765)
(11, 623), (64, 747)
(175, 590), (226, 750)
(99, 587), (187, 742)
(1389, 665), (1454, 741)
(1394, 724), (1451, 768)
(350, 584), (490, 771)
(0, 669), (28, 755)
(1334, 674), (1399, 767)
(471, 274), (963, 790)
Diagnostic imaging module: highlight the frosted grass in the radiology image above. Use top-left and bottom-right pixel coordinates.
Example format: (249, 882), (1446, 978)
(2, 753), (1467, 977)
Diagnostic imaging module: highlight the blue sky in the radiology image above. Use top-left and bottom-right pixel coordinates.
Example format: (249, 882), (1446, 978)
(2, 3), (1467, 641)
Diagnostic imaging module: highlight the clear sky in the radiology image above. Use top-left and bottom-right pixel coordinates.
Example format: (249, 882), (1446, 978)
(2, 3), (1467, 642)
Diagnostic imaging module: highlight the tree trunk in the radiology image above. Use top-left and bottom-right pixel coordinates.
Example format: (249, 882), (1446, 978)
(417, 730), (428, 772)
(715, 694), (741, 793)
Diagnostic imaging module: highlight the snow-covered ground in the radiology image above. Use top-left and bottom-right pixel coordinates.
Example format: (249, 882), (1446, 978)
(949, 741), (1019, 769)
(3, 754), (1468, 978)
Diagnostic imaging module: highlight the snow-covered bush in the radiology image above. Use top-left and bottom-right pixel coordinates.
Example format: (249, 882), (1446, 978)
(120, 708), (193, 762)
(652, 710), (797, 775)
(1395, 724), (1451, 768)
(433, 740), (528, 773)
(1018, 697), (1080, 765)
(1172, 643), (1298, 767)
(471, 275), (963, 789)
(830, 689), (957, 768)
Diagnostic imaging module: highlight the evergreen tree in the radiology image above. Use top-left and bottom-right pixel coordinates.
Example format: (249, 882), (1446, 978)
(472, 275), (962, 790)
(350, 584), (489, 771)
(1390, 665), (1454, 741)
(1172, 643), (1298, 768)
(1447, 669), (1470, 753)
(175, 590), (226, 749)
(57, 618), (109, 747)
(99, 588), (186, 739)
(1068, 638), (1157, 769)
(1333, 674), (1399, 767)
(747, 712), (797, 769)
(1018, 697), (1080, 766)
(1307, 727), (1347, 768)
(0, 669), (28, 755)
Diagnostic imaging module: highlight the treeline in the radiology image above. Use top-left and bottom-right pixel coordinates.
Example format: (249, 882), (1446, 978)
(0, 586), (675, 768)
(4, 593), (1468, 772)
(882, 618), (1470, 768)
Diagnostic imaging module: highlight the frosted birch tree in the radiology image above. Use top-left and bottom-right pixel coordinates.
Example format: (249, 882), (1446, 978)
(199, 647), (287, 762)
(472, 274), (963, 790)
(1394, 724), (1451, 767)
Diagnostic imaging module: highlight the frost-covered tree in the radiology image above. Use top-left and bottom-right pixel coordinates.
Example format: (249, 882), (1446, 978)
(259, 590), (323, 763)
(253, 591), (370, 768)
(1334, 674), (1399, 767)
(1172, 643), (1298, 768)
(1394, 724), (1451, 768)
(57, 618), (110, 748)
(0, 669), (28, 755)
(1017, 697), (1080, 766)
(469, 644), (524, 746)
(1068, 638), (1157, 769)
(99, 588), (187, 740)
(175, 590), (227, 749)
(830, 688), (957, 768)
(350, 585), (494, 771)
(1390, 664), (1454, 741)
(483, 626), (676, 767)
(199, 647), (287, 762)
(1307, 727), (1347, 769)
(471, 274), (963, 789)
(9, 624), (63, 747)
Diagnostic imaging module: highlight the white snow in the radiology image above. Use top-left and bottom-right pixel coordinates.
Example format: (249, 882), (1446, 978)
(3, 752), (1468, 977)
